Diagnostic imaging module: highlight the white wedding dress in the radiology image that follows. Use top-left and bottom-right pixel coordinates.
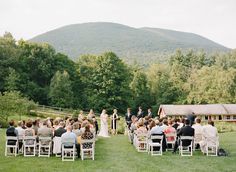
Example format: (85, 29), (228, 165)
(98, 113), (110, 137)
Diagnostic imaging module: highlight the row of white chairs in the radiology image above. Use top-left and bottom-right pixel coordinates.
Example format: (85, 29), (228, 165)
(5, 136), (96, 161)
(131, 132), (218, 156)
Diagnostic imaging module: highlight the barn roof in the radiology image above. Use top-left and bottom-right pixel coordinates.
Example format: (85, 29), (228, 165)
(158, 104), (236, 116)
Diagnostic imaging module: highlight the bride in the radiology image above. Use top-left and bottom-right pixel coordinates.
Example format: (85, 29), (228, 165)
(98, 109), (110, 137)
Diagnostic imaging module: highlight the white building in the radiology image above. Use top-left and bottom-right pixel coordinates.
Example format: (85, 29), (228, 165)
(158, 104), (236, 122)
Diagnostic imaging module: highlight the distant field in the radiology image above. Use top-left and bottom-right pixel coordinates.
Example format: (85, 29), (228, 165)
(0, 129), (235, 172)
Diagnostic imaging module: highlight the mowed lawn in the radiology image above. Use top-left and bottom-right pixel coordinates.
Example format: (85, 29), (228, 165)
(0, 129), (235, 172)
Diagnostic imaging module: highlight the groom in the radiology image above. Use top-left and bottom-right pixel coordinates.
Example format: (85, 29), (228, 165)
(125, 108), (132, 129)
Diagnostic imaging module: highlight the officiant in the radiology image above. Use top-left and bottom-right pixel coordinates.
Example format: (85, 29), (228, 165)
(111, 109), (119, 135)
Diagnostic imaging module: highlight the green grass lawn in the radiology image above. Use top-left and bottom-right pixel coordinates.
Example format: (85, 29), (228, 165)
(0, 129), (235, 172)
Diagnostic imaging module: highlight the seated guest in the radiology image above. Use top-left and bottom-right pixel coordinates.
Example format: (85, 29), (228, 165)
(72, 122), (81, 137)
(38, 120), (53, 145)
(32, 119), (40, 135)
(172, 118), (179, 130)
(199, 120), (219, 154)
(192, 118), (203, 149)
(136, 121), (148, 135)
(173, 119), (194, 153)
(164, 120), (176, 142)
(16, 121), (25, 151)
(81, 124), (94, 149)
(54, 121), (66, 137)
(161, 119), (168, 131)
(61, 125), (80, 158)
(24, 121), (35, 145)
(6, 120), (18, 153)
(149, 120), (167, 151)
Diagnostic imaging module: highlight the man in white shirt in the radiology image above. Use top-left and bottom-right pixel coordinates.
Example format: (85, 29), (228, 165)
(61, 125), (80, 158)
(199, 120), (219, 154)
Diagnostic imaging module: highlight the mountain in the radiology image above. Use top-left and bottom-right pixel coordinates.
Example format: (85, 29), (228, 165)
(30, 22), (230, 63)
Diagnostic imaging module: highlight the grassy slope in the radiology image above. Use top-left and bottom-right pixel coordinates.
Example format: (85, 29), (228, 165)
(0, 129), (235, 172)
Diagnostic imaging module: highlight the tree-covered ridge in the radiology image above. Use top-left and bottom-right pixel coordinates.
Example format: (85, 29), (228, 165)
(1, 32), (236, 117)
(30, 22), (230, 64)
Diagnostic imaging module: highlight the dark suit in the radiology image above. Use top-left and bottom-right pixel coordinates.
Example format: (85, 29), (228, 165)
(173, 125), (194, 152)
(54, 127), (66, 137)
(137, 111), (144, 119)
(125, 113), (132, 128)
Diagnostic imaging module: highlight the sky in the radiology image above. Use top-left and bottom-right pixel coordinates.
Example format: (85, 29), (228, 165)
(0, 0), (235, 48)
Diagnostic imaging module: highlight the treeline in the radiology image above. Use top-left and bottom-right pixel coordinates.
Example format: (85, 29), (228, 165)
(1, 32), (236, 114)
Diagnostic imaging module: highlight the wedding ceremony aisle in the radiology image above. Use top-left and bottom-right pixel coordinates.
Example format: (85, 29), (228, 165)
(0, 129), (236, 172)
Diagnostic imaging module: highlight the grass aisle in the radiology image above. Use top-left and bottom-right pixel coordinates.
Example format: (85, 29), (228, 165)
(0, 130), (236, 172)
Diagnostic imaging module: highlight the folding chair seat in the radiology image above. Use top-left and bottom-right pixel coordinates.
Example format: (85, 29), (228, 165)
(61, 138), (76, 161)
(53, 136), (62, 157)
(147, 135), (163, 156)
(80, 139), (95, 160)
(5, 136), (18, 156)
(179, 136), (193, 156)
(38, 137), (52, 157)
(193, 133), (202, 151)
(23, 136), (37, 157)
(206, 137), (218, 156)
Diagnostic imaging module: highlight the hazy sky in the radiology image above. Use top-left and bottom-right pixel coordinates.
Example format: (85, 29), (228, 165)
(0, 0), (235, 48)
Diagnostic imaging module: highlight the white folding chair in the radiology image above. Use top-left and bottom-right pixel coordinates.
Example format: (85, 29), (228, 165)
(53, 136), (62, 157)
(136, 133), (148, 152)
(61, 138), (76, 161)
(38, 137), (52, 157)
(206, 136), (219, 156)
(193, 133), (202, 151)
(23, 136), (37, 157)
(147, 135), (163, 156)
(179, 136), (193, 156)
(80, 139), (95, 160)
(5, 136), (18, 156)
(165, 133), (176, 151)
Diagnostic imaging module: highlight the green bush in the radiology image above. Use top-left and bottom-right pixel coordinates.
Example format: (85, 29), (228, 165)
(0, 120), (9, 128)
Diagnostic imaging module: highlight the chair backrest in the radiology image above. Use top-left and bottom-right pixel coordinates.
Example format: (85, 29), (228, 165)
(165, 133), (176, 138)
(6, 136), (18, 141)
(39, 137), (52, 141)
(61, 138), (75, 147)
(81, 139), (95, 144)
(150, 135), (163, 140)
(180, 136), (193, 141)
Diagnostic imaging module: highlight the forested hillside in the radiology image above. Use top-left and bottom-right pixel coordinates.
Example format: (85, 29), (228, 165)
(30, 22), (230, 64)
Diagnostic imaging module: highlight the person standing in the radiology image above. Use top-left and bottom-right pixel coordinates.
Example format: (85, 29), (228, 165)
(111, 109), (119, 135)
(137, 106), (144, 119)
(147, 108), (153, 118)
(98, 109), (109, 137)
(125, 108), (132, 129)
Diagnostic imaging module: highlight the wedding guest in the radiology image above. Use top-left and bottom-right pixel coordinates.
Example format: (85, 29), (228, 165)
(137, 106), (144, 119)
(61, 125), (80, 158)
(16, 121), (25, 151)
(87, 109), (95, 120)
(192, 118), (203, 149)
(147, 108), (153, 118)
(172, 118), (179, 130)
(125, 108), (132, 129)
(199, 120), (219, 154)
(24, 121), (35, 145)
(54, 121), (66, 137)
(81, 124), (94, 149)
(32, 119), (40, 135)
(164, 120), (176, 148)
(78, 110), (84, 122)
(173, 119), (194, 153)
(38, 120), (53, 145)
(72, 122), (81, 137)
(6, 120), (18, 153)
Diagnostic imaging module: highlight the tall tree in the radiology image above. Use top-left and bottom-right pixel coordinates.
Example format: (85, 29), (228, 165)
(49, 70), (73, 108)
